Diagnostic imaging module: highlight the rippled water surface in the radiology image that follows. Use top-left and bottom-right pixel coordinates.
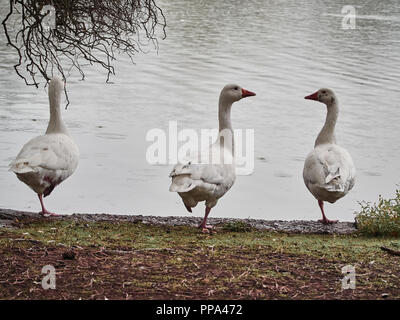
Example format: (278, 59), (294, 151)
(0, 0), (399, 221)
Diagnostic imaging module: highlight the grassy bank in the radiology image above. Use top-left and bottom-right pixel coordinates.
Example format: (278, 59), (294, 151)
(1, 215), (399, 300)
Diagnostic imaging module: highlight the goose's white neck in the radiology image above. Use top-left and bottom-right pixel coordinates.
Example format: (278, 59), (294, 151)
(217, 95), (234, 155)
(46, 84), (68, 135)
(315, 100), (338, 147)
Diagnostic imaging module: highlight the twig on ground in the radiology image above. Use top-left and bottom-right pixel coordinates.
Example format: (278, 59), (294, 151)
(380, 246), (400, 256)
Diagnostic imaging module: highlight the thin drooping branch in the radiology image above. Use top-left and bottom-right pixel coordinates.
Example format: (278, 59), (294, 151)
(2, 0), (166, 107)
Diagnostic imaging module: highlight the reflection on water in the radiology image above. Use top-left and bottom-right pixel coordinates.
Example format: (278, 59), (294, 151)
(0, 0), (399, 220)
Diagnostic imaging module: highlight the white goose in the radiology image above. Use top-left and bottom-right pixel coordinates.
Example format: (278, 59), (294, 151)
(9, 76), (79, 216)
(169, 84), (256, 232)
(303, 88), (355, 224)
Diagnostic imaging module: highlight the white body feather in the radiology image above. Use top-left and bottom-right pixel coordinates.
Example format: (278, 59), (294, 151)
(169, 142), (235, 209)
(303, 144), (355, 203)
(9, 76), (79, 200)
(10, 134), (79, 196)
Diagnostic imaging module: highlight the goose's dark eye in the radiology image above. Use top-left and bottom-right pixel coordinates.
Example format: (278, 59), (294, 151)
(322, 90), (326, 94)
(234, 87), (239, 90)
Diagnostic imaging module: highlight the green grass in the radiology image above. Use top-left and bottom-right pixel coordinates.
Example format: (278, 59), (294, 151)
(221, 220), (252, 232)
(355, 188), (400, 237)
(1, 218), (398, 265)
(1, 218), (400, 299)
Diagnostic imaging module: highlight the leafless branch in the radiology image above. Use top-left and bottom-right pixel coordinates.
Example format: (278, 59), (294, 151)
(2, 0), (166, 107)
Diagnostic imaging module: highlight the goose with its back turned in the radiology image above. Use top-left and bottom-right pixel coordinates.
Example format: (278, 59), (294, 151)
(9, 76), (79, 216)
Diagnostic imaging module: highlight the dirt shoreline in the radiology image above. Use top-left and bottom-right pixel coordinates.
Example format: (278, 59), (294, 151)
(1, 208), (399, 300)
(0, 208), (357, 234)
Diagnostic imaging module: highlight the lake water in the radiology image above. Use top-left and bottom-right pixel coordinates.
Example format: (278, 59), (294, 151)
(0, 0), (399, 221)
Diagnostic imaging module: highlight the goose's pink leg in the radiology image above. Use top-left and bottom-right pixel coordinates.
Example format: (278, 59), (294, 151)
(38, 194), (58, 217)
(318, 200), (338, 224)
(199, 207), (213, 233)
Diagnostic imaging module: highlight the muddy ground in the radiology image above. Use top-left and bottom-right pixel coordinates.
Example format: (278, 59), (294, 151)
(0, 209), (399, 300)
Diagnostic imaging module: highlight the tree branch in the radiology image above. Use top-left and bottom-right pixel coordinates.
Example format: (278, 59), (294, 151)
(2, 0), (166, 108)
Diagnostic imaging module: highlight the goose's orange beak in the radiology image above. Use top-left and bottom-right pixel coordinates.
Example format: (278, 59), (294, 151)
(305, 91), (319, 101)
(242, 88), (256, 98)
